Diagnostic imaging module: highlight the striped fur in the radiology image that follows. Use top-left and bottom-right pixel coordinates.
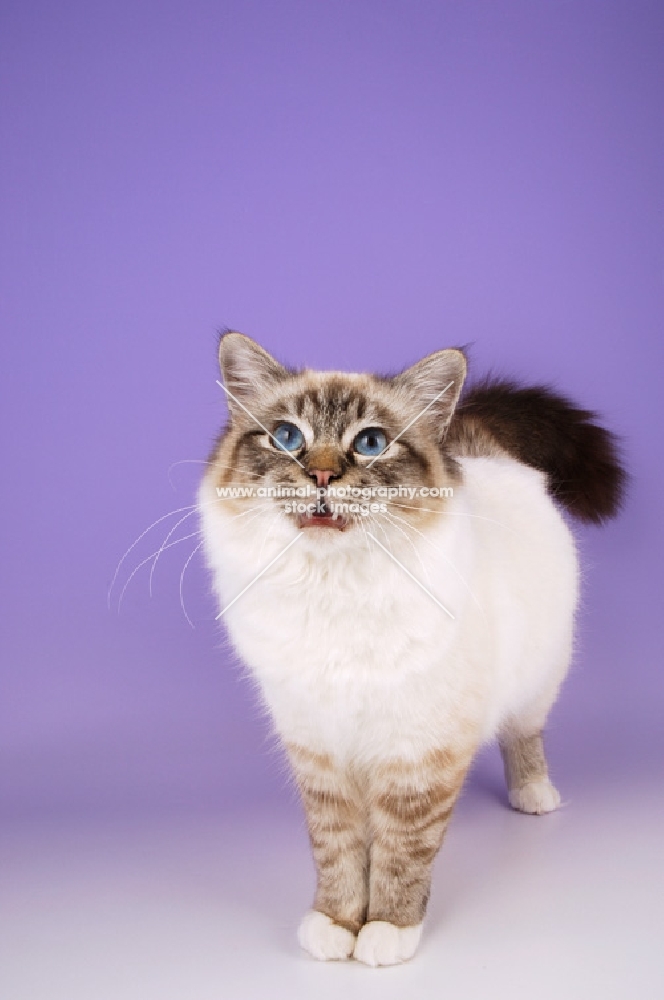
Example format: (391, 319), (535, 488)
(366, 749), (471, 927)
(288, 744), (369, 935)
(289, 742), (474, 964)
(499, 731), (561, 814)
(288, 744), (472, 940)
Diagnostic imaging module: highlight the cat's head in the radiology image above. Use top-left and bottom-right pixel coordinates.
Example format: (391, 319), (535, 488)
(205, 333), (466, 544)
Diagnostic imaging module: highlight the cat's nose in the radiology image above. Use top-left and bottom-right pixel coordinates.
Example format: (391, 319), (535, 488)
(305, 446), (343, 487)
(309, 468), (335, 489)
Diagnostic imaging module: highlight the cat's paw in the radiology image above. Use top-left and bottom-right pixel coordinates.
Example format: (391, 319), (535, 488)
(297, 910), (356, 961)
(353, 920), (423, 967)
(509, 778), (561, 815)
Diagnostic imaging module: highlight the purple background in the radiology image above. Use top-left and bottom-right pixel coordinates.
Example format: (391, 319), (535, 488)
(1, 0), (662, 823)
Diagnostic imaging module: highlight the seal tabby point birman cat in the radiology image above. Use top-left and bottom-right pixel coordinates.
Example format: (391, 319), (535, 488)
(199, 332), (625, 967)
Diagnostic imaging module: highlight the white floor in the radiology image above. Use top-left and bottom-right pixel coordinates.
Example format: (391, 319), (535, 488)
(1, 782), (662, 1000)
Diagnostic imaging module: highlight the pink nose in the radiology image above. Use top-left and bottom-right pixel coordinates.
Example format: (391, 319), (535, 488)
(309, 469), (335, 488)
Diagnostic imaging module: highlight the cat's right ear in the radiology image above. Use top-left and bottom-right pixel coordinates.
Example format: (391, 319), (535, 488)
(218, 332), (288, 416)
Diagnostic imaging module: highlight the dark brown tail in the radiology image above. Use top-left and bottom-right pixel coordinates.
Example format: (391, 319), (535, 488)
(448, 379), (627, 523)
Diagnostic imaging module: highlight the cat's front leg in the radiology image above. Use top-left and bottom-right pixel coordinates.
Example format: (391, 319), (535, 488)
(355, 748), (472, 967)
(287, 743), (368, 961)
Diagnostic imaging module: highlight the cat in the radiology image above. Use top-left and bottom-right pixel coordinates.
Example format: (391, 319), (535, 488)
(198, 332), (625, 967)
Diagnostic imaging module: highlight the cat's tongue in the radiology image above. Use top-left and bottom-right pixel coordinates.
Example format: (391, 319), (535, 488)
(297, 511), (348, 531)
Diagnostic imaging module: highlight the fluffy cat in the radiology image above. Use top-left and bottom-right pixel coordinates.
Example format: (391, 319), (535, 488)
(199, 332), (624, 967)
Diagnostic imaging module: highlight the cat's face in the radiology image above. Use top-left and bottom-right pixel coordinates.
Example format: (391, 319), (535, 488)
(206, 333), (466, 543)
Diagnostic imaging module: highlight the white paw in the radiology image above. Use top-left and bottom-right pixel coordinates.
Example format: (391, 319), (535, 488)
(353, 920), (423, 967)
(509, 778), (561, 815)
(297, 910), (356, 961)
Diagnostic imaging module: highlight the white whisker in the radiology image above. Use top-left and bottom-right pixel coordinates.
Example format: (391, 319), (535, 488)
(378, 508), (434, 588)
(149, 499), (274, 596)
(384, 500), (512, 532)
(212, 462), (273, 481)
(108, 503), (199, 609)
(167, 459), (209, 490)
(180, 540), (204, 629)
(149, 507), (203, 597)
(358, 517), (375, 565)
(366, 531), (455, 620)
(369, 510), (392, 551)
(381, 507), (486, 620)
(117, 530), (202, 611)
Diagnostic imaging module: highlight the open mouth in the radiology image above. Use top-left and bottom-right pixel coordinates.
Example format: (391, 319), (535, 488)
(297, 510), (348, 531)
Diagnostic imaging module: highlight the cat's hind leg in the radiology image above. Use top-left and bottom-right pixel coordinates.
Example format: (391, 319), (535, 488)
(498, 649), (570, 816)
(499, 729), (561, 814)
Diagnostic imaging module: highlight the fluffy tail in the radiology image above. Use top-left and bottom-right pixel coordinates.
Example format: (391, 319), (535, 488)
(448, 379), (627, 523)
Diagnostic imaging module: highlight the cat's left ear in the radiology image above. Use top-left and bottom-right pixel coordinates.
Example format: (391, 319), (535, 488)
(218, 332), (289, 416)
(392, 349), (467, 434)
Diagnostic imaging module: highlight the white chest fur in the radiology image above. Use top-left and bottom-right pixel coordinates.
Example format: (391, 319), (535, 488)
(199, 457), (578, 764)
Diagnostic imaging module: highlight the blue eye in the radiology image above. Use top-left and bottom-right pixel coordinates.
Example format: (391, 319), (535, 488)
(273, 422), (304, 452)
(353, 427), (388, 457)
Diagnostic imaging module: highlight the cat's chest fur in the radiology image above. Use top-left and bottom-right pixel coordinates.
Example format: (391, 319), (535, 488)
(205, 525), (464, 754)
(231, 522), (477, 760)
(200, 456), (577, 763)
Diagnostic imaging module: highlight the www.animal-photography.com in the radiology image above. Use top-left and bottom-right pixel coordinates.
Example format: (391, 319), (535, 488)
(2, 2), (662, 998)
